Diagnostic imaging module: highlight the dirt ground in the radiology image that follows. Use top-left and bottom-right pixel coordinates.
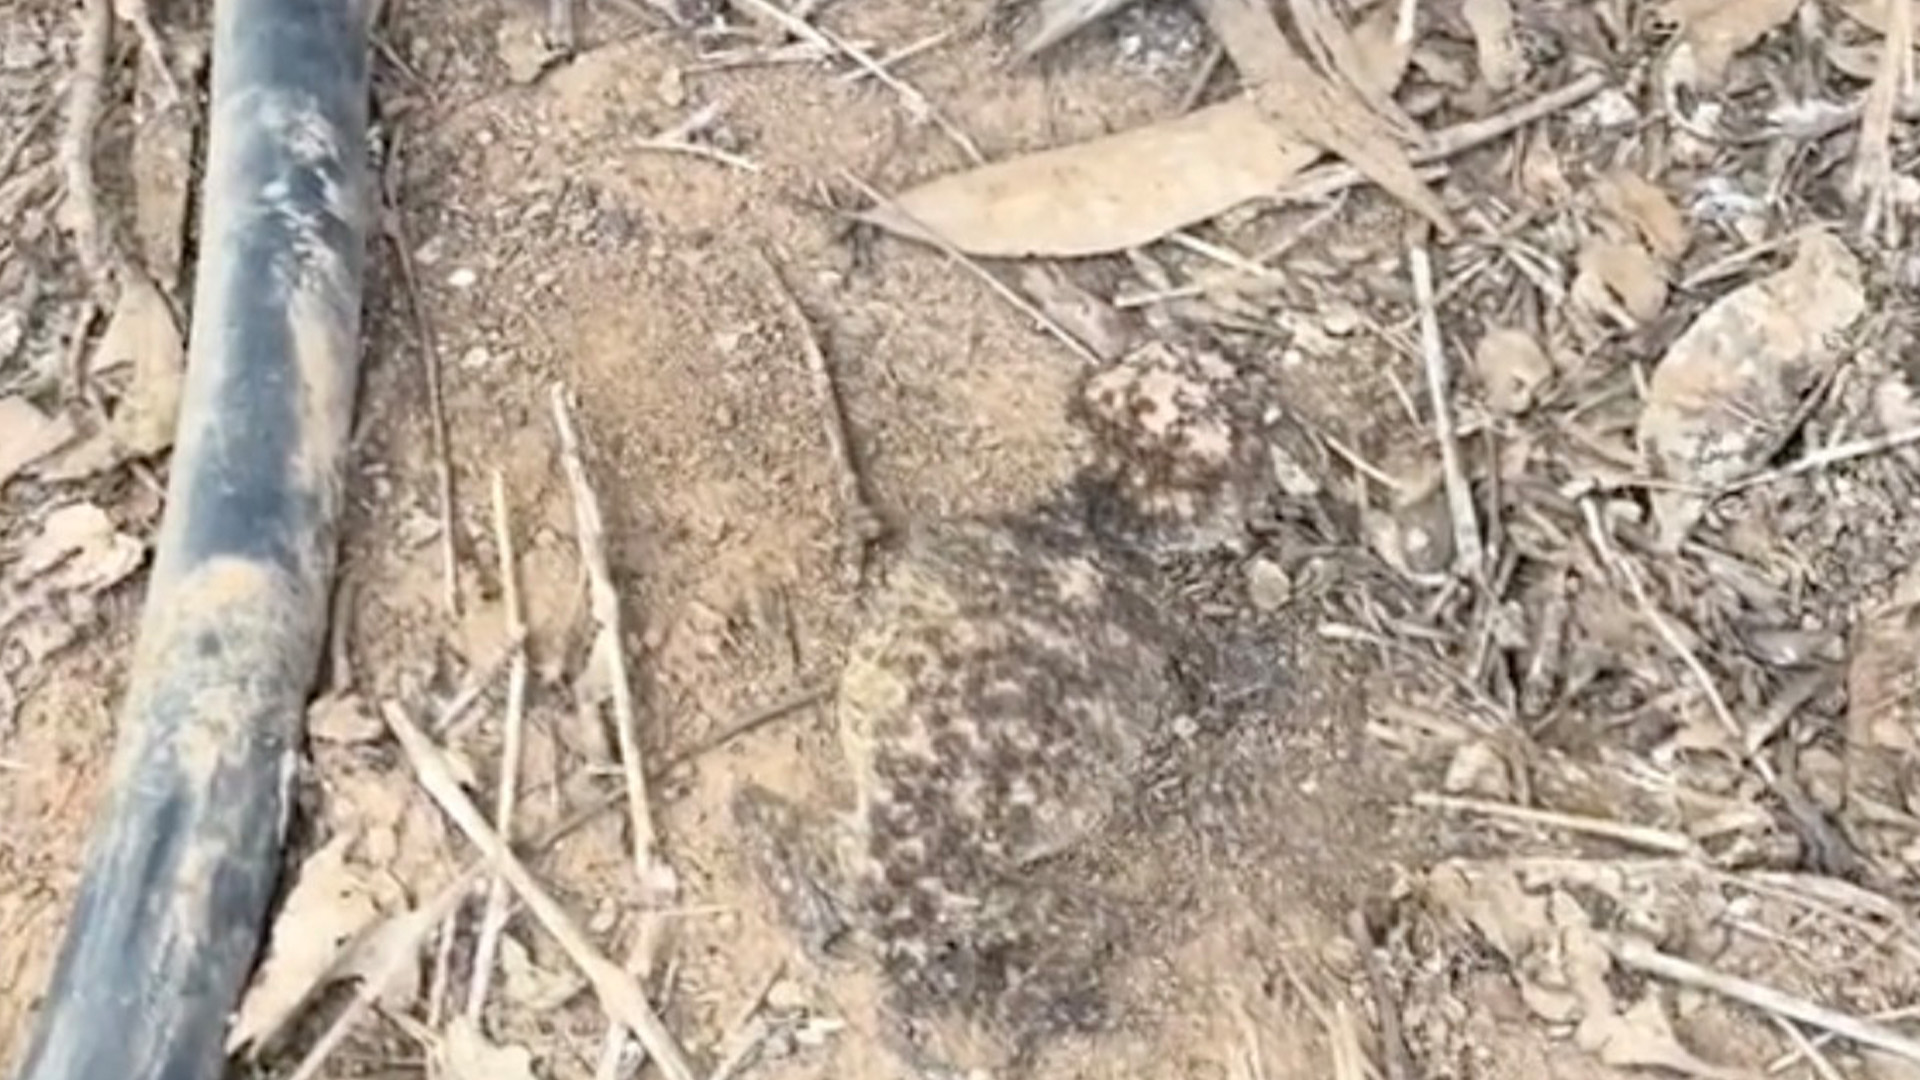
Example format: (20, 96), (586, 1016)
(5, 0), (1920, 1078)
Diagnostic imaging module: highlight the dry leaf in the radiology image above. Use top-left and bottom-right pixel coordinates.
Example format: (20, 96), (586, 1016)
(861, 98), (1321, 257)
(1018, 0), (1139, 58)
(1423, 861), (1554, 962)
(1427, 863), (1746, 1080)
(1473, 325), (1553, 413)
(1574, 236), (1669, 325)
(1660, 0), (1802, 86)
(16, 502), (144, 593)
(1199, 0), (1455, 236)
(1463, 0), (1526, 91)
(95, 271), (185, 457)
(0, 396), (77, 488)
(1348, 0), (1416, 99)
(1833, 0), (1920, 36)
(868, 0), (1441, 258)
(308, 692), (385, 745)
(1637, 230), (1865, 544)
(227, 833), (384, 1053)
(1288, 0), (1417, 128)
(1595, 170), (1691, 262)
(439, 1017), (539, 1080)
(499, 933), (587, 1010)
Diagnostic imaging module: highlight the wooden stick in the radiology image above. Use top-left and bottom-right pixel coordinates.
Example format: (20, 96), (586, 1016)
(1725, 423), (1920, 492)
(1348, 909), (1412, 1080)
(466, 470), (533, 1024)
(435, 625), (531, 736)
(1610, 936), (1920, 1065)
(380, 133), (459, 617)
(281, 791), (626, 1080)
(1272, 72), (1608, 206)
(381, 703), (699, 1080)
(57, 0), (115, 300)
(550, 386), (665, 885)
(1413, 792), (1696, 856)
(758, 250), (882, 579)
(1408, 242), (1483, 579)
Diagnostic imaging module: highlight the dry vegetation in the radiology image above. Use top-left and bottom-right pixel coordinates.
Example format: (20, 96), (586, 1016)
(4, 0), (1920, 1078)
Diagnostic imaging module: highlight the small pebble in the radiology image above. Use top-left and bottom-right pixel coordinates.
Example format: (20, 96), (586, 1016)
(765, 978), (808, 1012)
(448, 267), (478, 290)
(1245, 558), (1292, 613)
(460, 346), (493, 369)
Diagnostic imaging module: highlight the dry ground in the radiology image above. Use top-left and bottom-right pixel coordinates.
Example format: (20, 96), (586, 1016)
(4, 0), (1920, 1079)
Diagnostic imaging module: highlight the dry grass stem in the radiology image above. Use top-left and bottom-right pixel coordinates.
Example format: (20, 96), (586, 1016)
(843, 171), (1107, 365)
(551, 386), (667, 886)
(466, 470), (534, 1024)
(1409, 243), (1484, 579)
(1413, 792), (1697, 855)
(1610, 936), (1920, 1065)
(381, 703), (699, 1080)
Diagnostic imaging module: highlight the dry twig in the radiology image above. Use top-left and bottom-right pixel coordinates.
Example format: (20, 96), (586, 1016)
(1725, 422), (1920, 492)
(1347, 909), (1412, 1080)
(731, 0), (982, 163)
(435, 625), (532, 736)
(1610, 936), (1920, 1065)
(759, 250), (882, 579)
(466, 470), (533, 1024)
(0, 96), (59, 182)
(551, 386), (667, 886)
(1851, 0), (1914, 245)
(59, 0), (116, 299)
(381, 133), (459, 617)
(594, 918), (667, 1080)
(705, 963), (785, 1080)
(842, 170), (1105, 365)
(1408, 243), (1483, 579)
(637, 103), (761, 173)
(1413, 792), (1696, 855)
(381, 704), (699, 1080)
(284, 791), (627, 1080)
(1273, 72), (1607, 205)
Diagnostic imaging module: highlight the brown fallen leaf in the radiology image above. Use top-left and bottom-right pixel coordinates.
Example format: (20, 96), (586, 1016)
(16, 502), (144, 592)
(499, 933), (588, 1011)
(1638, 229), (1865, 545)
(95, 270), (186, 457)
(1473, 324), (1553, 413)
(1833, 0), (1920, 36)
(0, 395), (77, 488)
(1660, 0), (1802, 87)
(1286, 0), (1417, 130)
(1429, 864), (1747, 1080)
(1595, 170), (1691, 262)
(1348, 0), (1415, 98)
(1573, 235), (1669, 326)
(1463, 0), (1527, 91)
(1018, 0), (1140, 59)
(1198, 0), (1455, 236)
(861, 97), (1322, 257)
(227, 832), (385, 1053)
(308, 691), (385, 745)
